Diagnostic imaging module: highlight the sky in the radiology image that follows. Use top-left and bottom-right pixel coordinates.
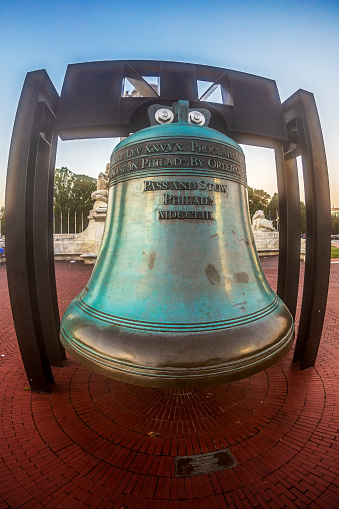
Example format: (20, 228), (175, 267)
(0, 0), (338, 209)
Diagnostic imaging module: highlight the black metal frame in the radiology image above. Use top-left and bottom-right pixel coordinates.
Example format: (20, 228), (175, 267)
(5, 61), (331, 391)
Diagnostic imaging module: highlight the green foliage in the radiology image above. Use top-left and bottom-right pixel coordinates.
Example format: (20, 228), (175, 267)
(0, 205), (5, 237)
(72, 174), (97, 212)
(247, 187), (271, 217)
(300, 201), (306, 235)
(53, 167), (96, 233)
(267, 192), (279, 229)
(268, 192), (279, 211)
(53, 167), (75, 215)
(331, 214), (339, 235)
(331, 246), (339, 258)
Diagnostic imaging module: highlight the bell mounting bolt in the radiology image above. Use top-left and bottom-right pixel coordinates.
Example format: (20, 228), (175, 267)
(150, 100), (210, 127)
(188, 111), (206, 125)
(155, 108), (174, 124)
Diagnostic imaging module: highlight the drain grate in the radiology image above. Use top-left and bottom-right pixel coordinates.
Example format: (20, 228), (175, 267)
(175, 448), (237, 477)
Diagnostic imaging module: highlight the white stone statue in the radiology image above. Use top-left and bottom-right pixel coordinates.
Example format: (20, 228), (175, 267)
(252, 210), (275, 232)
(91, 163), (110, 205)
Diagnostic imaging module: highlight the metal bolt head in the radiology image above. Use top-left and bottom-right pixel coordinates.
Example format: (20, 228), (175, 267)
(155, 108), (174, 124)
(188, 110), (205, 125)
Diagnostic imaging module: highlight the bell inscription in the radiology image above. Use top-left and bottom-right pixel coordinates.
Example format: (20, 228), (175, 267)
(158, 210), (214, 220)
(110, 137), (240, 223)
(109, 137), (247, 187)
(143, 180), (228, 193)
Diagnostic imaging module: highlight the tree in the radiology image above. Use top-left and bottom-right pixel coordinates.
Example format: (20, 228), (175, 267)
(268, 192), (279, 229)
(331, 214), (339, 235)
(0, 206), (5, 237)
(72, 174), (97, 213)
(300, 201), (306, 235)
(53, 167), (74, 209)
(247, 187), (271, 217)
(53, 167), (96, 233)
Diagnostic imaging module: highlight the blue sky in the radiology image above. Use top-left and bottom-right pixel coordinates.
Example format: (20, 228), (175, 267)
(1, 0), (338, 207)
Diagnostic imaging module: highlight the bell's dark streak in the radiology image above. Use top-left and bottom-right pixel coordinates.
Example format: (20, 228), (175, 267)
(60, 105), (294, 388)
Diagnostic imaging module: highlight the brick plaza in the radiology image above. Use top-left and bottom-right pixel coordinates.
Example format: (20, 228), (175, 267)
(0, 258), (338, 508)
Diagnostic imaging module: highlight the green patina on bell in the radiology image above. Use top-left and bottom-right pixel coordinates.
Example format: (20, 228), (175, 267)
(60, 101), (294, 388)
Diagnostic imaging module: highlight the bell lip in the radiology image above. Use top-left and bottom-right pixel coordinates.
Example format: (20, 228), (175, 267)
(60, 320), (294, 389)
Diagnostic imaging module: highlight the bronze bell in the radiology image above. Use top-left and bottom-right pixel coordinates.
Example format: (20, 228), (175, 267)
(60, 101), (294, 388)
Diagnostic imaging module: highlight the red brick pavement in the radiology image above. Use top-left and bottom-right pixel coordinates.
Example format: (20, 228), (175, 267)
(0, 258), (338, 509)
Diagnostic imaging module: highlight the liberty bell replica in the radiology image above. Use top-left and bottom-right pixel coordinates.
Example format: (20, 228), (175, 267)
(60, 100), (294, 388)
